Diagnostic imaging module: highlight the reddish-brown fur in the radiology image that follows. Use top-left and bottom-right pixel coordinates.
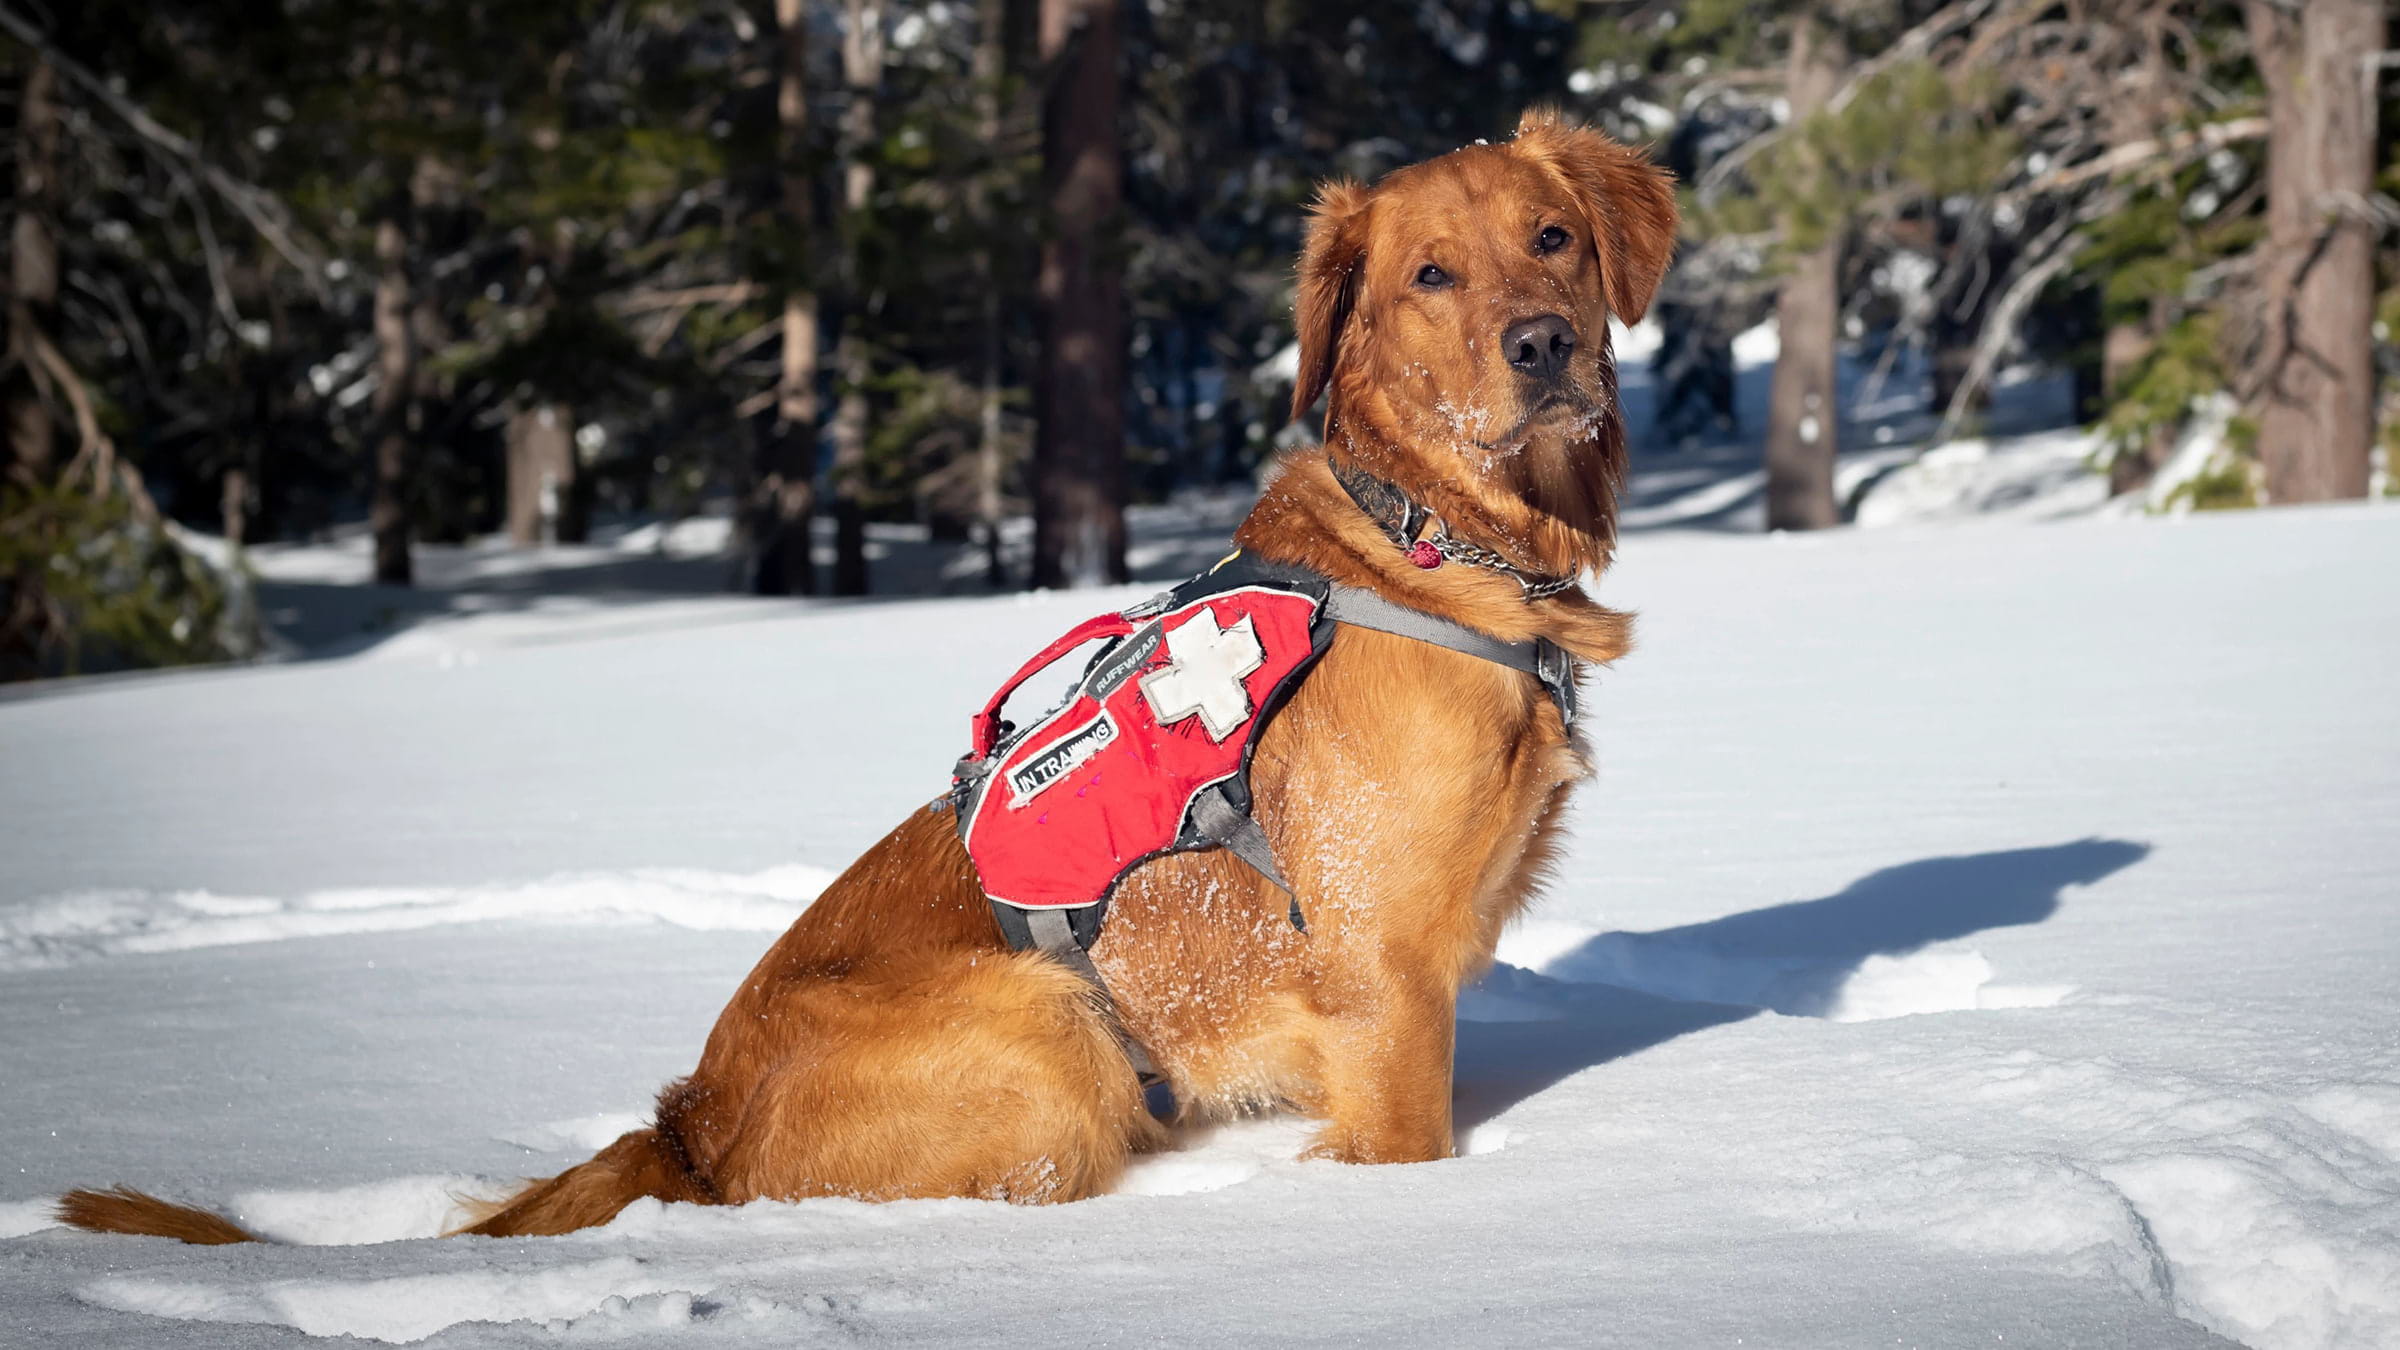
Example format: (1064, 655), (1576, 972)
(57, 109), (1676, 1243)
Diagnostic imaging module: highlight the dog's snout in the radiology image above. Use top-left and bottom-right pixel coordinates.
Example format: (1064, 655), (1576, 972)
(1502, 314), (1576, 382)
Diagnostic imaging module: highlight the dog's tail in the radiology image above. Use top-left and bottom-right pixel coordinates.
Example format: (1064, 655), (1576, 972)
(55, 1126), (707, 1246)
(54, 1186), (260, 1244)
(450, 1126), (710, 1238)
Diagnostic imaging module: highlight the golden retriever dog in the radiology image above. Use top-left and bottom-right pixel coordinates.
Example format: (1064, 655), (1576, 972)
(59, 108), (1676, 1243)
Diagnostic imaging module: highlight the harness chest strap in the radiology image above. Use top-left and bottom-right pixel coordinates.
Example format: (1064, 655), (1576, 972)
(1017, 908), (1160, 1083)
(1321, 583), (1579, 732)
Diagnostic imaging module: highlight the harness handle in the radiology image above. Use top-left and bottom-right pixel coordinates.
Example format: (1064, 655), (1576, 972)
(969, 612), (1136, 760)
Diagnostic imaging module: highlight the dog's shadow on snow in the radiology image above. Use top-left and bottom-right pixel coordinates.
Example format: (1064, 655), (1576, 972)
(1454, 838), (2151, 1130)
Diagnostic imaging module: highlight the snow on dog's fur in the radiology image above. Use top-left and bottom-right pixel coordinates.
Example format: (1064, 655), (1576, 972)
(58, 109), (1677, 1239)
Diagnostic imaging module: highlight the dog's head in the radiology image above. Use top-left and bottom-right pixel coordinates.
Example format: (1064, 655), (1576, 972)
(1291, 110), (1676, 504)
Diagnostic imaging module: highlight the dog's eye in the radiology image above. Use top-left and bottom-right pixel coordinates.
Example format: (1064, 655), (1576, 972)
(1536, 225), (1571, 254)
(1414, 263), (1452, 290)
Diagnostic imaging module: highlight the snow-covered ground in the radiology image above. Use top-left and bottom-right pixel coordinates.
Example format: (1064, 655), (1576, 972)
(5, 497), (2395, 1347)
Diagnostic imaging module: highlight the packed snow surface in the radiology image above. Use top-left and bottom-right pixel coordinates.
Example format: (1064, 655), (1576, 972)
(5, 503), (2397, 1347)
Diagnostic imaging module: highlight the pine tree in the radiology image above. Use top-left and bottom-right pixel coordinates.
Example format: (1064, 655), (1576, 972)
(827, 0), (885, 595)
(368, 164), (416, 585)
(2241, 0), (2384, 503)
(754, 0), (820, 596)
(1763, 10), (1843, 531)
(968, 0), (1019, 588)
(1030, 0), (1125, 588)
(5, 55), (57, 483)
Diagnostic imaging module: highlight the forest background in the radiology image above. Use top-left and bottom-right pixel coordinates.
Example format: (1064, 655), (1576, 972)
(2, 0), (2392, 680)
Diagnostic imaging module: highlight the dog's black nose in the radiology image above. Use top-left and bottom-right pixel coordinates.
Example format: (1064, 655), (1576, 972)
(1503, 314), (1577, 382)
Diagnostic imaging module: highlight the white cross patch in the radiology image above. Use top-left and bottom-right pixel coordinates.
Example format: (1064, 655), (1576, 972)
(1139, 611), (1265, 741)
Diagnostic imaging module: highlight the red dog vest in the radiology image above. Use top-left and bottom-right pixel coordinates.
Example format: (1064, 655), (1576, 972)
(952, 560), (1331, 950)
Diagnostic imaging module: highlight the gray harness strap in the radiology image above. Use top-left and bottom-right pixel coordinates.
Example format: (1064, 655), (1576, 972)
(1190, 783), (1305, 931)
(1325, 584), (1579, 730)
(1022, 908), (1161, 1083)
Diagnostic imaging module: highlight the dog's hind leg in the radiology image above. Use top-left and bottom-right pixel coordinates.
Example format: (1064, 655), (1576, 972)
(706, 952), (1162, 1205)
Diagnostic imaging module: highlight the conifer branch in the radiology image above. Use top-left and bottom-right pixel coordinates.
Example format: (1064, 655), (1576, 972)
(1695, 0), (2014, 205)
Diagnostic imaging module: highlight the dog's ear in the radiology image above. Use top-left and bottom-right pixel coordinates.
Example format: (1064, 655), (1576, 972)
(1290, 179), (1371, 423)
(1511, 107), (1679, 325)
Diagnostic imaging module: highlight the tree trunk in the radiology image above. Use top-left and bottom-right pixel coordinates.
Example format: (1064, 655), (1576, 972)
(221, 465), (250, 547)
(2242, 0), (2383, 503)
(506, 403), (577, 544)
(556, 418), (590, 544)
(972, 0), (1012, 588)
(6, 58), (60, 484)
(224, 250), (279, 548)
(2102, 308), (2172, 496)
(369, 189), (415, 585)
(507, 219), (582, 548)
(1763, 12), (1842, 532)
(2067, 304), (2106, 425)
(826, 0), (884, 596)
(754, 0), (819, 597)
(1031, 0), (1127, 588)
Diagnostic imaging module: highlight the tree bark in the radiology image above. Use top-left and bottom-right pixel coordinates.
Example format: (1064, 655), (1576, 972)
(753, 0), (819, 596)
(221, 465), (250, 547)
(1031, 0), (1126, 588)
(2242, 0), (2383, 504)
(6, 58), (60, 484)
(369, 188), (415, 585)
(971, 0), (1012, 588)
(826, 0), (884, 596)
(506, 215), (582, 548)
(1763, 12), (1842, 532)
(506, 403), (578, 544)
(2102, 306), (2171, 496)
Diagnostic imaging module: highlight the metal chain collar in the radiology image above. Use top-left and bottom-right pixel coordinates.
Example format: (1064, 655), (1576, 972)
(1424, 526), (1582, 599)
(1328, 456), (1580, 602)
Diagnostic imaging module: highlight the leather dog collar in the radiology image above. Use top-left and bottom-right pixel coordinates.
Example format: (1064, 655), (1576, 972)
(1328, 457), (1580, 600)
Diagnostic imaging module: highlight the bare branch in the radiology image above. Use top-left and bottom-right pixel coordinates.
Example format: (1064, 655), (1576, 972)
(2022, 116), (2269, 195)
(27, 328), (157, 521)
(0, 2), (328, 298)
(1929, 187), (2131, 443)
(176, 176), (244, 331)
(615, 281), (765, 315)
(708, 317), (785, 372)
(1823, 0), (2005, 116)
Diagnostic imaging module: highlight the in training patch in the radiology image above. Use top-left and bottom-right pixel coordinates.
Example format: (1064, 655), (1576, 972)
(1008, 710), (1119, 806)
